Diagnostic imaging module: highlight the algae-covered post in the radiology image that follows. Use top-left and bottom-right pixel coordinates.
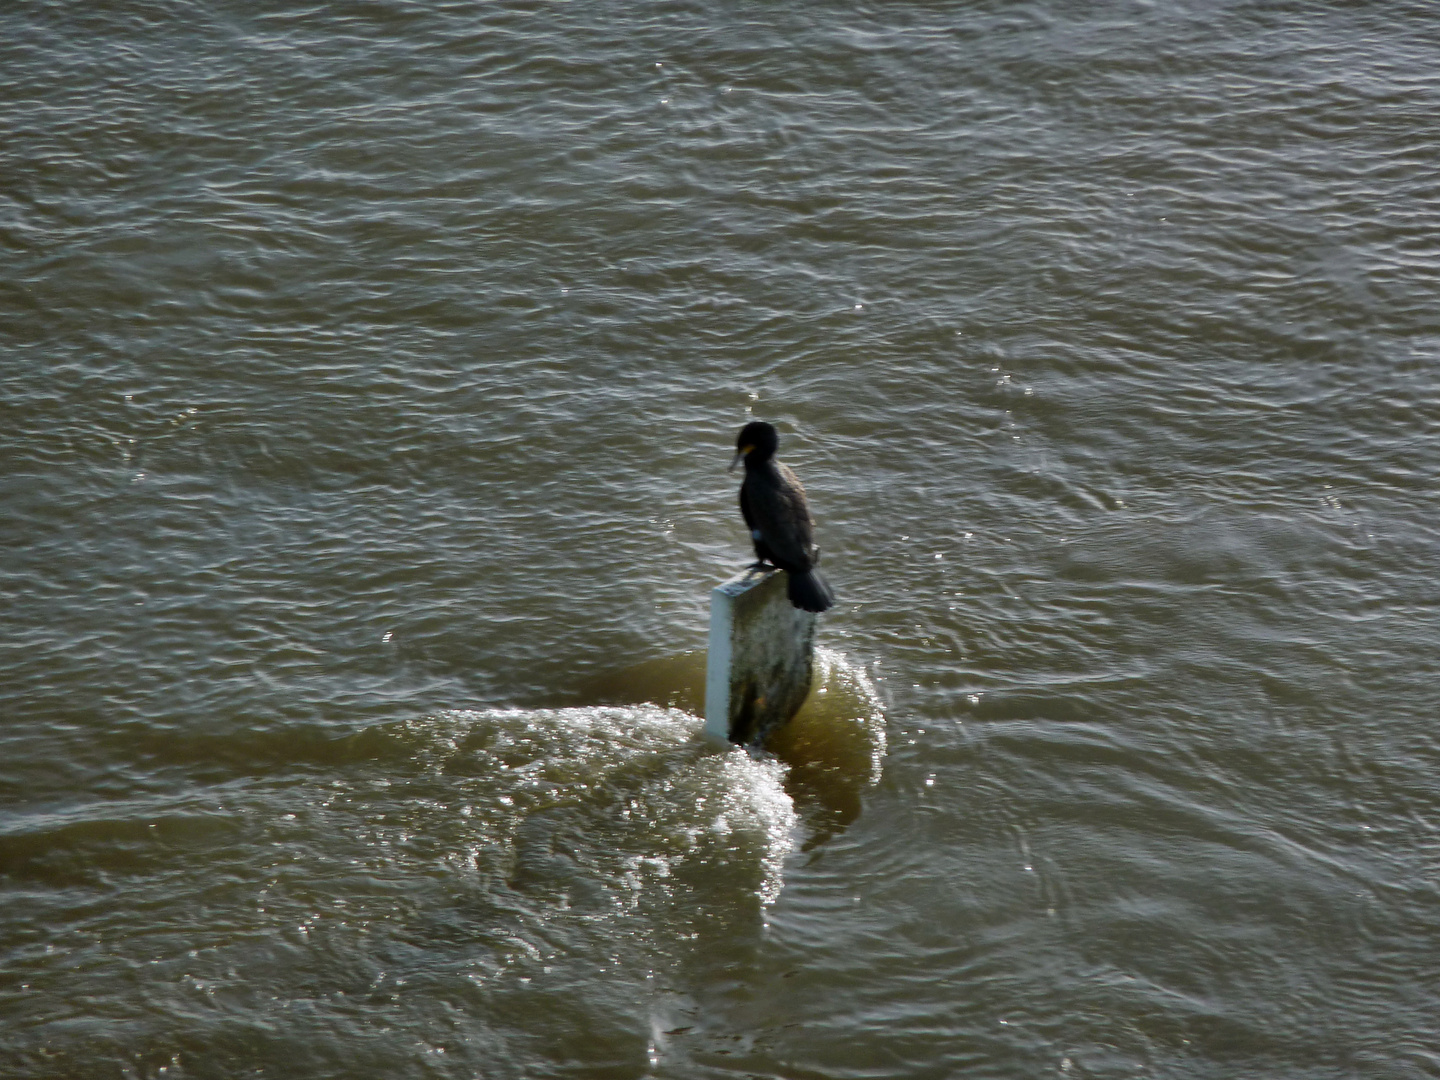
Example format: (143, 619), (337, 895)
(704, 566), (816, 746)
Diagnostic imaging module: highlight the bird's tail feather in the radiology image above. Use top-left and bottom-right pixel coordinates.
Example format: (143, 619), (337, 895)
(787, 569), (835, 613)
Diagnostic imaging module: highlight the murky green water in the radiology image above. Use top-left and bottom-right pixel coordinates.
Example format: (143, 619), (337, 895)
(4, 2), (1439, 1077)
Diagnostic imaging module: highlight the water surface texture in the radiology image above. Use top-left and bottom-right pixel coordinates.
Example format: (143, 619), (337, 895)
(4, 1), (1439, 1077)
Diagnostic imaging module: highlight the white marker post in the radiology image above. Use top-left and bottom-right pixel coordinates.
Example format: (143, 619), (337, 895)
(704, 566), (817, 745)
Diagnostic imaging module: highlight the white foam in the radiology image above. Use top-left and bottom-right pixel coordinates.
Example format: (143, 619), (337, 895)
(409, 705), (798, 906)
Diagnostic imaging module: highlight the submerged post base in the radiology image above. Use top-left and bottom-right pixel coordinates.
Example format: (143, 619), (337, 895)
(704, 566), (816, 746)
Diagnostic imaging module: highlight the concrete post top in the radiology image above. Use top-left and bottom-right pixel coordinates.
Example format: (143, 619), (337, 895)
(713, 565), (781, 598)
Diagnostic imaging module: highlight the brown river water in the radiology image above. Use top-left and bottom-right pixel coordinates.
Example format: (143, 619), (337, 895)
(3, 1), (1439, 1077)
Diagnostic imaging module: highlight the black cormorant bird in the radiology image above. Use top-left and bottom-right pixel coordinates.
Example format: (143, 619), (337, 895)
(730, 420), (836, 613)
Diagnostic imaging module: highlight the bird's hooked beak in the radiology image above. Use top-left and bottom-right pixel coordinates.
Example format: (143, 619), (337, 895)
(729, 444), (753, 472)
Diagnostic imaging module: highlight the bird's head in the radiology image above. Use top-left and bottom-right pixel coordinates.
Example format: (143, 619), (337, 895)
(730, 420), (779, 471)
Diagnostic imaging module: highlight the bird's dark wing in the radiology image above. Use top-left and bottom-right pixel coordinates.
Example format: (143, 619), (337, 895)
(743, 463), (817, 573)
